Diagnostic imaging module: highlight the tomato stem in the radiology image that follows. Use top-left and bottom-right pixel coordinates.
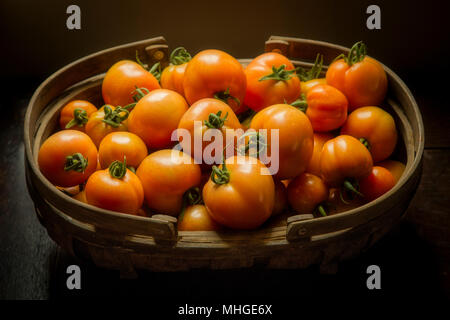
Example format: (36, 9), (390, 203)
(211, 163), (230, 185)
(343, 179), (364, 197)
(290, 93), (307, 112)
(214, 87), (240, 106)
(235, 131), (268, 157)
(204, 110), (228, 129)
(259, 64), (296, 82)
(109, 157), (127, 179)
(64, 153), (88, 173)
(65, 108), (89, 129)
(148, 62), (162, 81)
(102, 105), (129, 128)
(170, 47), (192, 65)
(296, 54), (324, 82)
(317, 204), (327, 217)
(135, 50), (148, 69)
(346, 41), (366, 66)
(359, 137), (371, 150)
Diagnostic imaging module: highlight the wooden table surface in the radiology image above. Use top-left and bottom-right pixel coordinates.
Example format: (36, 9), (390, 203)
(0, 78), (448, 305)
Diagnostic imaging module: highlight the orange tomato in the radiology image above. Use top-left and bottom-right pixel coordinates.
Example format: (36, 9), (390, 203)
(377, 160), (405, 183)
(183, 49), (246, 113)
(102, 60), (160, 107)
(128, 89), (188, 149)
(250, 104), (314, 180)
(59, 100), (98, 131)
(38, 130), (98, 187)
(98, 132), (148, 169)
(160, 47), (191, 97)
(287, 173), (328, 215)
(305, 133), (334, 177)
(272, 179), (288, 216)
(244, 52), (301, 112)
(136, 150), (201, 216)
(85, 159), (144, 215)
(301, 78), (326, 95)
(359, 166), (395, 202)
(320, 135), (373, 187)
(73, 190), (88, 204)
(85, 105), (129, 147)
(177, 205), (221, 231)
(341, 106), (397, 162)
(304, 84), (348, 132)
(326, 42), (387, 111)
(203, 156), (274, 229)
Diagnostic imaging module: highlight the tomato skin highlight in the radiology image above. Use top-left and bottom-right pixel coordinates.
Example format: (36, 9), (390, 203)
(102, 60), (160, 107)
(377, 160), (405, 184)
(305, 133), (334, 177)
(341, 106), (397, 163)
(287, 173), (328, 214)
(359, 166), (395, 202)
(128, 89), (189, 150)
(183, 50), (246, 113)
(300, 78), (326, 95)
(160, 63), (187, 97)
(98, 132), (148, 169)
(177, 205), (221, 231)
(38, 130), (98, 187)
(203, 156), (275, 230)
(244, 52), (301, 112)
(305, 84), (348, 132)
(59, 100), (97, 132)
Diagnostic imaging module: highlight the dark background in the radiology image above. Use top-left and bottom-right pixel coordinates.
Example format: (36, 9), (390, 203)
(0, 0), (449, 309)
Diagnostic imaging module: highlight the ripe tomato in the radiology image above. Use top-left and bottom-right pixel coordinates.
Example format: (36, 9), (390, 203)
(326, 42), (387, 111)
(59, 100), (98, 131)
(177, 204), (221, 231)
(244, 52), (301, 112)
(85, 159), (144, 215)
(128, 89), (188, 149)
(272, 179), (288, 216)
(203, 156), (274, 229)
(305, 133), (334, 177)
(359, 166), (395, 201)
(320, 135), (373, 188)
(327, 187), (364, 214)
(301, 78), (326, 95)
(136, 150), (201, 216)
(183, 49), (246, 113)
(177, 98), (242, 165)
(98, 132), (148, 169)
(38, 130), (98, 187)
(160, 47), (191, 97)
(287, 173), (328, 215)
(250, 104), (314, 180)
(304, 84), (348, 132)
(341, 106), (397, 162)
(102, 60), (160, 107)
(377, 160), (405, 183)
(85, 105), (129, 147)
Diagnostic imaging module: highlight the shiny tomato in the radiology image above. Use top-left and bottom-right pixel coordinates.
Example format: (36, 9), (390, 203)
(59, 100), (97, 131)
(128, 89), (188, 149)
(250, 104), (314, 180)
(177, 204), (221, 231)
(377, 160), (405, 183)
(305, 133), (334, 177)
(287, 173), (328, 215)
(244, 52), (301, 112)
(203, 156), (274, 229)
(183, 49), (246, 113)
(304, 84), (348, 132)
(177, 98), (242, 165)
(136, 150), (201, 216)
(98, 132), (148, 169)
(160, 47), (191, 97)
(272, 179), (288, 216)
(301, 78), (326, 95)
(102, 60), (160, 107)
(359, 166), (395, 201)
(85, 105), (129, 147)
(326, 42), (387, 111)
(85, 159), (144, 215)
(38, 130), (98, 187)
(320, 135), (373, 187)
(341, 106), (397, 162)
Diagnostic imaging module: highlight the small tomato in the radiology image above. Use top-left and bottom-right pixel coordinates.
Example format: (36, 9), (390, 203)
(59, 100), (98, 131)
(98, 132), (148, 169)
(359, 166), (395, 202)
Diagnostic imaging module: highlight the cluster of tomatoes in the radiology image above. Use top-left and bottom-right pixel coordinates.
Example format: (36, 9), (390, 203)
(38, 42), (405, 231)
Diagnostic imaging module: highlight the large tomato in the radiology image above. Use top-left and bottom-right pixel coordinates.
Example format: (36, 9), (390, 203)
(38, 130), (98, 187)
(341, 106), (397, 162)
(305, 133), (334, 177)
(202, 156), (274, 229)
(85, 159), (144, 215)
(85, 105), (129, 147)
(128, 89), (188, 149)
(160, 47), (191, 97)
(359, 166), (395, 201)
(59, 100), (98, 131)
(136, 150), (201, 216)
(326, 42), (387, 111)
(98, 132), (148, 169)
(102, 60), (160, 107)
(250, 104), (313, 180)
(177, 204), (221, 231)
(287, 173), (329, 216)
(244, 52), (301, 112)
(183, 49), (246, 113)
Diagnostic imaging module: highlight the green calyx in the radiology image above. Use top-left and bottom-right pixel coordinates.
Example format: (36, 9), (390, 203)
(236, 131), (268, 157)
(136, 50), (162, 81)
(296, 54), (324, 82)
(204, 110), (228, 129)
(214, 87), (241, 106)
(290, 93), (308, 112)
(259, 64), (296, 82)
(108, 157), (127, 179)
(179, 186), (203, 220)
(211, 163), (230, 185)
(102, 105), (129, 128)
(170, 47), (192, 65)
(359, 137), (371, 150)
(64, 153), (88, 173)
(334, 41), (367, 66)
(343, 179), (364, 198)
(65, 108), (89, 129)
(316, 204), (327, 217)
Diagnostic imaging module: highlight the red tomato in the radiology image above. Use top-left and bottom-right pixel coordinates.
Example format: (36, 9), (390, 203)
(287, 173), (328, 215)
(59, 100), (98, 131)
(183, 49), (246, 113)
(359, 166), (395, 201)
(244, 52), (301, 112)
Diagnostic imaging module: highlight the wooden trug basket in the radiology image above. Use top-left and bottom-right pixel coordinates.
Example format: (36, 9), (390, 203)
(24, 36), (424, 277)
